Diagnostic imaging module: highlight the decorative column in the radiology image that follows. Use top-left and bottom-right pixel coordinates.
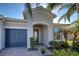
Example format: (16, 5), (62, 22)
(23, 9), (33, 48)
(26, 18), (33, 48)
(47, 23), (53, 47)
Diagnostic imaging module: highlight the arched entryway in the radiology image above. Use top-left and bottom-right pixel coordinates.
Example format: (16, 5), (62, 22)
(33, 23), (48, 46)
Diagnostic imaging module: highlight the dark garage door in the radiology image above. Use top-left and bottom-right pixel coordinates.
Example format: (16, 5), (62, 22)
(5, 29), (27, 47)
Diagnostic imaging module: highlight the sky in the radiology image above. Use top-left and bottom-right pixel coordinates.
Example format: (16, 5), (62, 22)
(0, 3), (77, 24)
(0, 3), (25, 19)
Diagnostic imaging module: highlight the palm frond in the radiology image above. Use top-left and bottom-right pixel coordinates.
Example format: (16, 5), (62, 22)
(74, 22), (79, 30)
(58, 4), (73, 13)
(58, 13), (68, 22)
(46, 3), (63, 11)
(58, 4), (77, 22)
(67, 4), (76, 18)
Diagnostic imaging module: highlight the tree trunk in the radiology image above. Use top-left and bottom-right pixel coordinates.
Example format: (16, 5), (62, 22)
(63, 31), (68, 42)
(71, 31), (77, 49)
(63, 30), (68, 51)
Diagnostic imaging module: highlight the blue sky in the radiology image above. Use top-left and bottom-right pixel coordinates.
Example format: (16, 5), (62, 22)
(52, 7), (77, 24)
(0, 3), (77, 24)
(0, 3), (25, 19)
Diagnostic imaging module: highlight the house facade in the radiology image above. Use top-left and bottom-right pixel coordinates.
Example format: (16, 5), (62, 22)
(0, 6), (70, 50)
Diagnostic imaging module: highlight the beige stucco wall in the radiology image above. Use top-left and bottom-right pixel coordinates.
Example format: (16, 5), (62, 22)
(23, 6), (56, 48)
(4, 21), (27, 29)
(0, 20), (5, 50)
(32, 10), (52, 24)
(25, 10), (54, 47)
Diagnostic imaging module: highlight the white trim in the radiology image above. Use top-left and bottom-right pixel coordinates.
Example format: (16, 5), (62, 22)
(5, 27), (27, 29)
(32, 22), (49, 27)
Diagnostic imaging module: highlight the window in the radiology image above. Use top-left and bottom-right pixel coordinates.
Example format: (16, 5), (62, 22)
(53, 28), (60, 33)
(53, 28), (61, 40)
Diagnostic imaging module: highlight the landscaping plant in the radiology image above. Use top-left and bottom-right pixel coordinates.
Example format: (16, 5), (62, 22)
(49, 40), (69, 49)
(72, 41), (79, 52)
(53, 49), (79, 56)
(30, 37), (35, 48)
(41, 48), (46, 55)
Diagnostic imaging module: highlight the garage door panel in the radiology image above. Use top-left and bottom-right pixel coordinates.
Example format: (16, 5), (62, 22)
(5, 29), (27, 47)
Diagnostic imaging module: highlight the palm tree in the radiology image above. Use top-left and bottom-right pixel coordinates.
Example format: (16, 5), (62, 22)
(47, 3), (79, 46)
(46, 3), (79, 22)
(25, 3), (79, 22)
(24, 3), (32, 19)
(71, 20), (79, 45)
(25, 3), (40, 19)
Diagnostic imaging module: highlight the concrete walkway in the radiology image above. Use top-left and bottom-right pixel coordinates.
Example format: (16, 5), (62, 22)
(0, 45), (52, 56)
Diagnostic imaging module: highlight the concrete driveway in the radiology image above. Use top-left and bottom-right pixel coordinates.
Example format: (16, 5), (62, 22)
(0, 45), (52, 56)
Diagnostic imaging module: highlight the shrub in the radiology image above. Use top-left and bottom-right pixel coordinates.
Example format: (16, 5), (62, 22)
(49, 40), (69, 49)
(53, 49), (79, 56)
(49, 41), (53, 46)
(60, 41), (70, 49)
(30, 37), (35, 48)
(49, 41), (57, 46)
(67, 40), (73, 46)
(72, 41), (79, 52)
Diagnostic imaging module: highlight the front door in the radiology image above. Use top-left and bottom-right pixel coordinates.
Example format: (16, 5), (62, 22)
(34, 29), (39, 43)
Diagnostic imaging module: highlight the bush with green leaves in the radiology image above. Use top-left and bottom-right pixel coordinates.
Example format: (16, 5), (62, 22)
(49, 41), (57, 46)
(72, 41), (79, 52)
(30, 37), (35, 48)
(53, 49), (79, 56)
(59, 41), (70, 49)
(49, 40), (69, 49)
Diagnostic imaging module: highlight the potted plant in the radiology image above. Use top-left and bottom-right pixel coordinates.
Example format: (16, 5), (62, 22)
(41, 48), (46, 55)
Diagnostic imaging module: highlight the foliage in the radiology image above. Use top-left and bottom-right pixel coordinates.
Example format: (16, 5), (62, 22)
(72, 41), (79, 52)
(58, 4), (77, 22)
(53, 49), (79, 56)
(25, 3), (79, 23)
(49, 41), (53, 46)
(67, 40), (73, 46)
(59, 41), (69, 49)
(46, 3), (63, 10)
(49, 41), (57, 46)
(25, 3), (40, 18)
(30, 37), (35, 48)
(25, 3), (32, 18)
(47, 3), (79, 23)
(49, 40), (69, 49)
(41, 48), (46, 54)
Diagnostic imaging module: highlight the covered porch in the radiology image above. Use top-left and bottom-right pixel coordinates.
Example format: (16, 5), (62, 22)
(33, 23), (48, 46)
